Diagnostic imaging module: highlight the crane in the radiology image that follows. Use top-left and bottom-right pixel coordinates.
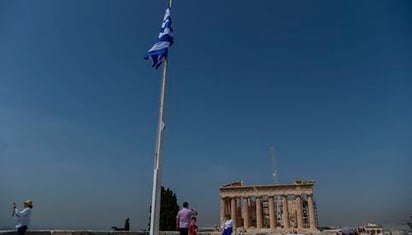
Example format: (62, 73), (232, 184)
(270, 146), (278, 184)
(270, 145), (282, 226)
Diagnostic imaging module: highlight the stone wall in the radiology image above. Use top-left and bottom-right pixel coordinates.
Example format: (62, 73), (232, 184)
(0, 231), (220, 235)
(0, 230), (321, 235)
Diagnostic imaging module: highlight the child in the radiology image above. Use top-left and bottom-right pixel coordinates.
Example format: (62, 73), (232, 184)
(189, 216), (198, 235)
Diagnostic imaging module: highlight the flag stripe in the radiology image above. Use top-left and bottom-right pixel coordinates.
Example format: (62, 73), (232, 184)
(144, 7), (174, 69)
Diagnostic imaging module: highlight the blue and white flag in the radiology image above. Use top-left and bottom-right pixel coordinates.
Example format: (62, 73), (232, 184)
(144, 7), (174, 69)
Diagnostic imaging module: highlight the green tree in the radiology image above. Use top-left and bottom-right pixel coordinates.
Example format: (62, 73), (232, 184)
(160, 186), (180, 230)
(148, 186), (180, 231)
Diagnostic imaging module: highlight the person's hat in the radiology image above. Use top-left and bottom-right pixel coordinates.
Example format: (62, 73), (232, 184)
(24, 200), (33, 207)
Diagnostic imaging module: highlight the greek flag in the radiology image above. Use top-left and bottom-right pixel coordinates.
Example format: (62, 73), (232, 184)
(144, 7), (174, 69)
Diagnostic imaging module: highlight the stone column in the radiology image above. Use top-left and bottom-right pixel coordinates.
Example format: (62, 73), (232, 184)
(231, 197), (237, 227)
(307, 194), (316, 230)
(220, 197), (226, 225)
(268, 196), (276, 231)
(296, 195), (303, 229)
(282, 195), (289, 229)
(242, 197), (250, 229)
(256, 197), (263, 229)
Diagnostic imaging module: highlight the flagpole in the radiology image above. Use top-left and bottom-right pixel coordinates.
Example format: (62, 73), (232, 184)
(149, 57), (169, 235)
(149, 2), (173, 235)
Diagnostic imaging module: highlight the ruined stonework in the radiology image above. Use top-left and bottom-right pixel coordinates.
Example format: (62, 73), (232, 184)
(219, 180), (319, 233)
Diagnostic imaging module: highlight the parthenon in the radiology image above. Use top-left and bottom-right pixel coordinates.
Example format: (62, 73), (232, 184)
(219, 180), (318, 233)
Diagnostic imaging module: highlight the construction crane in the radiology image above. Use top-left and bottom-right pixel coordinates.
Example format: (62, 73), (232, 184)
(270, 146), (278, 184)
(270, 145), (282, 226)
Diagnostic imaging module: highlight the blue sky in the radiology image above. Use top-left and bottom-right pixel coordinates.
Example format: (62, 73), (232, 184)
(0, 0), (411, 230)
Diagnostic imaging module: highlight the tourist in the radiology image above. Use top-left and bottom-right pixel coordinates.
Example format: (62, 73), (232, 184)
(176, 201), (196, 235)
(221, 214), (234, 235)
(13, 200), (33, 235)
(189, 217), (198, 235)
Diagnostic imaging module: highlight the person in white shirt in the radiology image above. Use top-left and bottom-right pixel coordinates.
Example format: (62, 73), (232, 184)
(221, 214), (235, 235)
(13, 200), (33, 235)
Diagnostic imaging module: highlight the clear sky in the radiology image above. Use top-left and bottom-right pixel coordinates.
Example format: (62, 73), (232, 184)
(1, 0), (411, 231)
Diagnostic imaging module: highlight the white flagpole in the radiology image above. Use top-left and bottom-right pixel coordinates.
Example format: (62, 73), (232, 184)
(150, 58), (167, 235)
(149, 58), (168, 235)
(149, 1), (173, 235)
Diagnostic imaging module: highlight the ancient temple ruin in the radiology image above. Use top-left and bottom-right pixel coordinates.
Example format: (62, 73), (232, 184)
(219, 180), (318, 233)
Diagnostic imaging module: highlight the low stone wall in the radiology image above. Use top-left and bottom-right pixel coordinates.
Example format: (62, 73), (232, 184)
(0, 231), (210, 235)
(0, 230), (320, 235)
(0, 231), (147, 235)
(0, 232), (149, 235)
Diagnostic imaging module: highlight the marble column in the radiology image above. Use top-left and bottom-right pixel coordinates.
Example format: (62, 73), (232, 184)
(231, 197), (237, 226)
(256, 197), (263, 229)
(307, 194), (316, 229)
(268, 196), (276, 231)
(296, 196), (303, 229)
(242, 197), (250, 229)
(220, 197), (226, 225)
(282, 195), (289, 229)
